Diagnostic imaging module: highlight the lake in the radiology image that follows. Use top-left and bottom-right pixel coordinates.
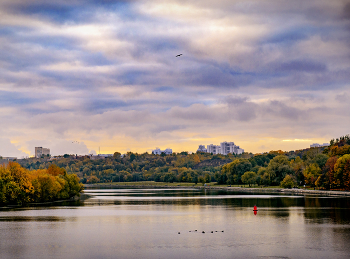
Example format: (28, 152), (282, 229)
(1, 188), (350, 259)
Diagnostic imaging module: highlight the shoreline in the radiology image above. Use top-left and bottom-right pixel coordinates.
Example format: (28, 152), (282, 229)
(84, 184), (350, 197)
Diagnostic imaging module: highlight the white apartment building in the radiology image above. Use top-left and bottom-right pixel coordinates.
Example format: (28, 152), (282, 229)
(198, 141), (244, 155)
(220, 141), (236, 155)
(310, 143), (329, 148)
(152, 148), (173, 155)
(35, 147), (50, 158)
(207, 144), (221, 155)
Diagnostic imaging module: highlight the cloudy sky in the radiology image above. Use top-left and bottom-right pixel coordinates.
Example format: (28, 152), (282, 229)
(1, 0), (350, 157)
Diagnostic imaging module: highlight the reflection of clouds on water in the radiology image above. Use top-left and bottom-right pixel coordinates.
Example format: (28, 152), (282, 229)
(1, 188), (350, 259)
(88, 195), (302, 200)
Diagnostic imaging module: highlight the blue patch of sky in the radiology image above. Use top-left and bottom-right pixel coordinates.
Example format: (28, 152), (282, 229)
(181, 64), (254, 88)
(118, 70), (152, 85)
(0, 51), (58, 71)
(260, 25), (330, 48)
(24, 108), (61, 115)
(262, 29), (309, 45)
(0, 91), (41, 107)
(81, 52), (115, 66)
(13, 2), (101, 24)
(9, 1), (136, 25)
(85, 98), (152, 113)
(0, 27), (18, 37)
(23, 35), (81, 52)
(13, 3), (88, 24)
(37, 71), (100, 89)
(153, 86), (176, 92)
(147, 38), (180, 52)
(275, 59), (327, 73)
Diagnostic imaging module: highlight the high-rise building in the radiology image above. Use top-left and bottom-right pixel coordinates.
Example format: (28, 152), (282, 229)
(35, 147), (50, 158)
(207, 144), (221, 155)
(220, 141), (236, 155)
(198, 141), (244, 155)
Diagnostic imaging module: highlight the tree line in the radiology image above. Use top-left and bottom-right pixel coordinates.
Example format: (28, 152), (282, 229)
(14, 135), (350, 190)
(0, 162), (83, 206)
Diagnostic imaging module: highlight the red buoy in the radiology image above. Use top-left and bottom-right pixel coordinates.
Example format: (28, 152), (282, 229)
(253, 205), (258, 211)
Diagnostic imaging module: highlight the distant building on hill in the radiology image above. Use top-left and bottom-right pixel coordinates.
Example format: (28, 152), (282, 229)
(310, 143), (329, 148)
(197, 145), (207, 153)
(152, 148), (172, 155)
(207, 144), (221, 154)
(0, 157), (16, 166)
(197, 141), (244, 155)
(0, 157), (17, 165)
(35, 147), (50, 158)
(90, 154), (113, 160)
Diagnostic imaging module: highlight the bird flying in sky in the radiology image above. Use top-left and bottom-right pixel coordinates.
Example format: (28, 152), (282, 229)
(176, 54), (182, 57)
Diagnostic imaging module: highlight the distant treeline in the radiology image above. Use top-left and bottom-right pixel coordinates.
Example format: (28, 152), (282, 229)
(0, 162), (83, 206)
(14, 135), (350, 190)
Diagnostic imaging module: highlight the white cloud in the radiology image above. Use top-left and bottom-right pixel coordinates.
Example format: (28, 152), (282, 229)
(0, 0), (349, 154)
(0, 138), (28, 158)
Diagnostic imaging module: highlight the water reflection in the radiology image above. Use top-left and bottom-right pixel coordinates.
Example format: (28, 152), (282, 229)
(0, 216), (65, 222)
(0, 188), (350, 259)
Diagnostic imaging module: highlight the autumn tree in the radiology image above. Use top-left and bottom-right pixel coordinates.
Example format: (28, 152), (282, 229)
(290, 156), (305, 185)
(324, 156), (338, 189)
(304, 163), (321, 187)
(334, 154), (350, 190)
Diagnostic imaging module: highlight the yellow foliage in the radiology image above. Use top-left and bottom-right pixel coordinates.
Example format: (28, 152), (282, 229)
(0, 162), (83, 206)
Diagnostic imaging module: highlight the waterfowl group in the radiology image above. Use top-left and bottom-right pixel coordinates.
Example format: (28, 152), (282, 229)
(179, 229), (224, 234)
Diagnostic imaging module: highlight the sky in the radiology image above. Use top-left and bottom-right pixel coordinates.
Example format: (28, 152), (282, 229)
(1, 0), (350, 158)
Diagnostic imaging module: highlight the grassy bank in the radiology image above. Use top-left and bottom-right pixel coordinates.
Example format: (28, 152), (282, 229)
(84, 181), (350, 197)
(84, 181), (272, 188)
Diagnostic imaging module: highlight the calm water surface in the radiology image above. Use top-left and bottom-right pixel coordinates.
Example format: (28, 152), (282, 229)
(1, 188), (350, 259)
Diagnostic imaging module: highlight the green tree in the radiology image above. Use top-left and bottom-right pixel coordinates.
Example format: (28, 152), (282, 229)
(222, 159), (252, 185)
(204, 173), (211, 183)
(266, 155), (293, 185)
(241, 171), (257, 187)
(280, 175), (296, 188)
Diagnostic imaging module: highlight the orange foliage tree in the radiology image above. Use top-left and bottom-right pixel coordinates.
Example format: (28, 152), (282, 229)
(0, 163), (83, 206)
